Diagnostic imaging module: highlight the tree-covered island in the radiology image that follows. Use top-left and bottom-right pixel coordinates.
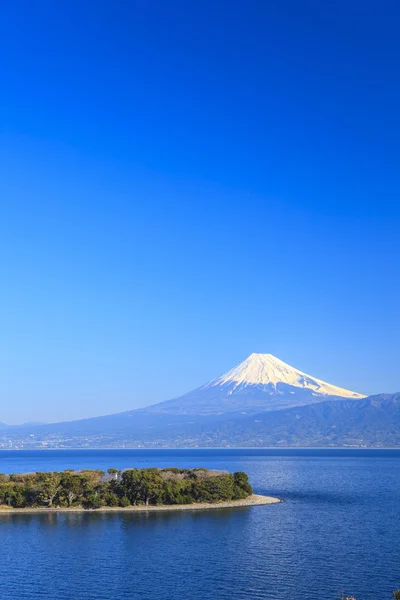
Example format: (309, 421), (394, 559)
(0, 468), (255, 510)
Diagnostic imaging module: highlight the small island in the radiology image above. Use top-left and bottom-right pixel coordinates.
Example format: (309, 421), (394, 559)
(0, 467), (281, 512)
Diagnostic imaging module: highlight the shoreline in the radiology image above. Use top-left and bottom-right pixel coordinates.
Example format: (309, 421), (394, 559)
(0, 494), (282, 514)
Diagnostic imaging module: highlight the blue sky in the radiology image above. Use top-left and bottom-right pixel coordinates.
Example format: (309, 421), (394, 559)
(1, 0), (399, 424)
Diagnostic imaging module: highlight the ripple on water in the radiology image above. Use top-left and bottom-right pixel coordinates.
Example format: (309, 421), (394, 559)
(0, 450), (399, 600)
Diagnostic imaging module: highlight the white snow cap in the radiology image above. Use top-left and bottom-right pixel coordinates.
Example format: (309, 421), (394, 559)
(209, 353), (365, 398)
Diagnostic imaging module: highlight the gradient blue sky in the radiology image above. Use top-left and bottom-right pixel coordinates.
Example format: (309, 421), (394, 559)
(1, 0), (399, 424)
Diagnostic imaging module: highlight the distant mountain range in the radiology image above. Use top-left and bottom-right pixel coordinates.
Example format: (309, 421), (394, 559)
(1, 354), (399, 449)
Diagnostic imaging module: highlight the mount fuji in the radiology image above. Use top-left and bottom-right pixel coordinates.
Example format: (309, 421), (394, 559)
(143, 353), (365, 417)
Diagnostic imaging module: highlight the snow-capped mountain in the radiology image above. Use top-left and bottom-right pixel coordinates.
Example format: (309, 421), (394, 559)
(207, 353), (363, 398)
(145, 353), (365, 416)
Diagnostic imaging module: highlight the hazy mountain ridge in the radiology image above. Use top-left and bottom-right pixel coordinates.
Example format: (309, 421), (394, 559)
(204, 393), (400, 448)
(1, 393), (399, 449)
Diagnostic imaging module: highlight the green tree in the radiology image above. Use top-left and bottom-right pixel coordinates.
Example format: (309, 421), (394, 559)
(0, 484), (25, 508)
(233, 471), (252, 499)
(121, 469), (164, 506)
(83, 492), (103, 509)
(60, 473), (89, 507)
(104, 492), (119, 506)
(193, 474), (234, 503)
(35, 472), (62, 507)
(162, 480), (192, 505)
(141, 469), (164, 506)
(120, 469), (143, 505)
(0, 483), (18, 506)
(82, 482), (108, 509)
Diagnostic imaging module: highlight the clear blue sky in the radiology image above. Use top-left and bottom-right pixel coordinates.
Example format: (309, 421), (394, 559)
(1, 0), (399, 424)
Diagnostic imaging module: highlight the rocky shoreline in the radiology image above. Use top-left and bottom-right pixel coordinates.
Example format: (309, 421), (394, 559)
(0, 494), (281, 514)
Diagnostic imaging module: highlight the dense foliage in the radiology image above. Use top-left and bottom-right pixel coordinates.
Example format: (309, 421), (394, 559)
(0, 468), (253, 509)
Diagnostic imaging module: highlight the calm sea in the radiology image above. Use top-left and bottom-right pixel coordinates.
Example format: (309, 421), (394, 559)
(0, 449), (399, 600)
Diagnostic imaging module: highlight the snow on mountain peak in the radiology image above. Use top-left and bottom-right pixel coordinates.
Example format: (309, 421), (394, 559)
(207, 353), (365, 399)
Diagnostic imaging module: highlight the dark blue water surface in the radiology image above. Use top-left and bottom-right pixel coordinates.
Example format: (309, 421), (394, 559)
(1, 449), (399, 600)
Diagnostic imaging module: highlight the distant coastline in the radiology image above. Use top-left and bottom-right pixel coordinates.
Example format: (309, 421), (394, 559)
(0, 494), (281, 514)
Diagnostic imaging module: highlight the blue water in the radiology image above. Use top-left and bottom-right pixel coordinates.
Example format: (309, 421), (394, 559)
(0, 449), (399, 600)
